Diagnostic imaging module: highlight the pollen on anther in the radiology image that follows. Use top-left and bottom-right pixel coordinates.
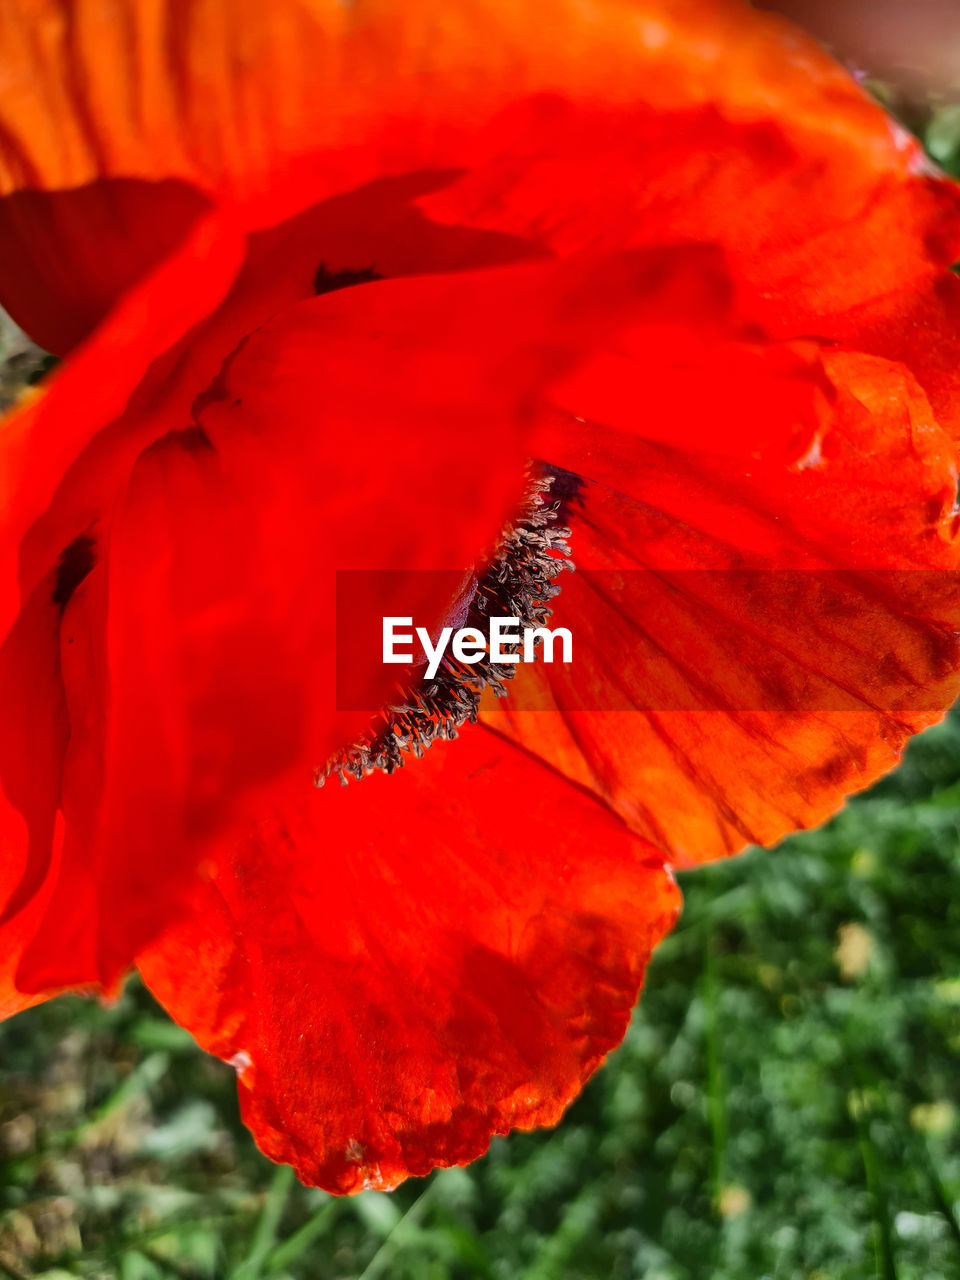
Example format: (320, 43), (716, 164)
(316, 468), (576, 787)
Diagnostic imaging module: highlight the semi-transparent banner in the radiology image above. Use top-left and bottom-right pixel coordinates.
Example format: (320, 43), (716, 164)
(335, 568), (960, 714)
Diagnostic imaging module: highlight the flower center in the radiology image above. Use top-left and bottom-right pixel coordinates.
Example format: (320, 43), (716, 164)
(316, 467), (575, 786)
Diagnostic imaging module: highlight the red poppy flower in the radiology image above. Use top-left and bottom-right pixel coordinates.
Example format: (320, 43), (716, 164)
(3, 0), (960, 1193)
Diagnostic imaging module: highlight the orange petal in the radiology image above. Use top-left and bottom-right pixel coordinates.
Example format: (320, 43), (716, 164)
(8, 252), (653, 994)
(0, 209), (248, 642)
(0, 209), (249, 1010)
(0, 572), (71, 1019)
(4, 1), (957, 346)
(137, 726), (679, 1192)
(0, 0), (865, 206)
(483, 294), (960, 864)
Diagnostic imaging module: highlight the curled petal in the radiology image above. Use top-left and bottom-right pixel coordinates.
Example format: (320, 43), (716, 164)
(0, 571), (70, 1018)
(8, 256), (648, 991)
(0, 209), (248, 642)
(0, 0), (858, 206)
(0, 179), (212, 354)
(4, 0), (955, 345)
(137, 726), (680, 1192)
(0, 211), (247, 998)
(483, 279), (960, 864)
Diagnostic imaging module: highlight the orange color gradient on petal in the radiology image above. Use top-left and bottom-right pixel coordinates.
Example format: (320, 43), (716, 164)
(138, 727), (680, 1192)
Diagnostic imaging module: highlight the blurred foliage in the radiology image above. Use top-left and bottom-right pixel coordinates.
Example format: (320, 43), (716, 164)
(0, 313), (56, 412)
(2, 713), (960, 1279)
(926, 104), (960, 175)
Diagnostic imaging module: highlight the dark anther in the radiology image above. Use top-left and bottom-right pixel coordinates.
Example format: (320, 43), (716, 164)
(313, 263), (383, 296)
(316, 468), (575, 787)
(53, 535), (96, 614)
(531, 460), (584, 520)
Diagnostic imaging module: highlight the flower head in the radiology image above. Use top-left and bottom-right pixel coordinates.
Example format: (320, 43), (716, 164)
(2, 0), (960, 1192)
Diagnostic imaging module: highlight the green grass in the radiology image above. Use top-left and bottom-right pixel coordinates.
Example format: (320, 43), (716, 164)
(2, 714), (960, 1279)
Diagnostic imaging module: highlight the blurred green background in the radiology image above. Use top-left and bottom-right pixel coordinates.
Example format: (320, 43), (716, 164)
(4, 72), (960, 1280)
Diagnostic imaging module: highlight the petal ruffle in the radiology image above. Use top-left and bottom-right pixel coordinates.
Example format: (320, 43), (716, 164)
(0, 211), (247, 996)
(8, 255), (647, 993)
(0, 208), (248, 643)
(137, 725), (680, 1193)
(416, 24), (960, 430)
(0, 0), (863, 207)
(0, 179), (212, 355)
(482, 284), (960, 865)
(0, 213), (247, 997)
(0, 568), (71, 1018)
(5, 1), (957, 350)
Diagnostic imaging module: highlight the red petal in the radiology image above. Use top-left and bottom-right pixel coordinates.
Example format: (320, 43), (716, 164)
(482, 288), (960, 865)
(420, 67), (960, 308)
(0, 209), (248, 644)
(824, 273), (960, 438)
(4, 0), (955, 353)
(12, 255), (646, 993)
(0, 569), (70, 1017)
(0, 211), (247, 997)
(0, 179), (211, 355)
(137, 726), (679, 1192)
(417, 33), (960, 433)
(0, 0), (873, 212)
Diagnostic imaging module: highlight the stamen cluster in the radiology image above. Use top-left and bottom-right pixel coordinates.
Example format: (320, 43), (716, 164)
(317, 471), (574, 786)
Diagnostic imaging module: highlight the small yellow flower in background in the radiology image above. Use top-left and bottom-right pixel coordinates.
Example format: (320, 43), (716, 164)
(717, 1185), (752, 1218)
(910, 1101), (956, 1137)
(835, 922), (875, 981)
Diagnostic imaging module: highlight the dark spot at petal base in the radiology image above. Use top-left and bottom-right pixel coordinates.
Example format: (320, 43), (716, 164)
(52, 535), (96, 614)
(172, 425), (216, 453)
(313, 263), (383, 295)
